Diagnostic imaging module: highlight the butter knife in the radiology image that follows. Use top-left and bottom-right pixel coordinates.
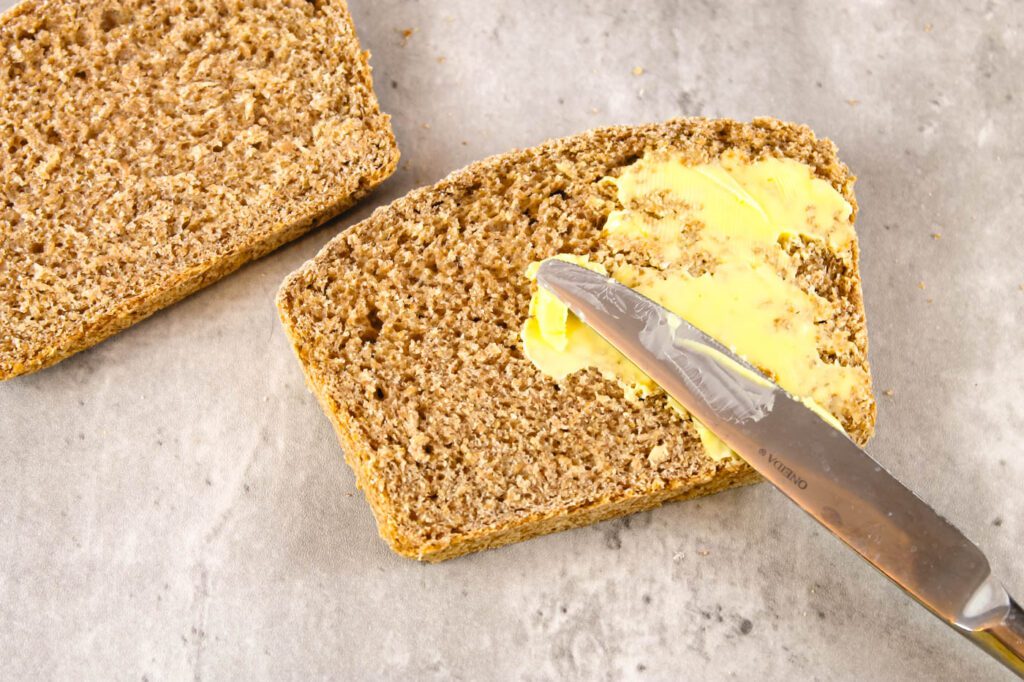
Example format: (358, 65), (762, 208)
(536, 259), (1024, 677)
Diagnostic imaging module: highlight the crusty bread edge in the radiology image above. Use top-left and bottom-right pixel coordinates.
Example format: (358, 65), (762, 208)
(419, 464), (763, 562)
(0, 1), (400, 381)
(276, 116), (875, 561)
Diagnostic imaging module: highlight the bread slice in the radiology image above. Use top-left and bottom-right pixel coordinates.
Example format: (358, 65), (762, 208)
(0, 0), (398, 380)
(277, 118), (876, 562)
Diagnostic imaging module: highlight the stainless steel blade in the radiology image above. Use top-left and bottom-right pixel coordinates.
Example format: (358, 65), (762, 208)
(536, 259), (1024, 676)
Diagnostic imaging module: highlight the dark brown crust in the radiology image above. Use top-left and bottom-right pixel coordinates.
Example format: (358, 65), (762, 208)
(277, 117), (876, 561)
(0, 0), (399, 380)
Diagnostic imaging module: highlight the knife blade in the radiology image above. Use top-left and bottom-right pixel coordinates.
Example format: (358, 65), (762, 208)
(535, 258), (1024, 676)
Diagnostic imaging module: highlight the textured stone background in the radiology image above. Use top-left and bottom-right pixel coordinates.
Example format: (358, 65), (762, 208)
(2, 1), (1022, 679)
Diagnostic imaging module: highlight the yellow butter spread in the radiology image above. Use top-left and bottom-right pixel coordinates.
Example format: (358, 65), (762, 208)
(521, 150), (870, 460)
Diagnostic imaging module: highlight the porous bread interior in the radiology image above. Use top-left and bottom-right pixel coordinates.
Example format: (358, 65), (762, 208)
(0, 0), (399, 379)
(277, 118), (876, 561)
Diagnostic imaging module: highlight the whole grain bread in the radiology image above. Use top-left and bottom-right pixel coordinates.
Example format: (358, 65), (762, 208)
(0, 0), (398, 380)
(277, 118), (876, 562)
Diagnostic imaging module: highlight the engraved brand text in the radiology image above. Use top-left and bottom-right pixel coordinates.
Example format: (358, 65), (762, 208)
(758, 449), (808, 490)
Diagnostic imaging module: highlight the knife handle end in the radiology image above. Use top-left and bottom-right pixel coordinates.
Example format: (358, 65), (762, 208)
(965, 595), (1024, 678)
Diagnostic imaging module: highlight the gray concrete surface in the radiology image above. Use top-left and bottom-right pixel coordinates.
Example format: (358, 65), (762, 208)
(2, 0), (1023, 679)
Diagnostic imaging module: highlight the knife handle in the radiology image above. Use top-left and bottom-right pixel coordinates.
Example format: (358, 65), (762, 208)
(964, 595), (1024, 677)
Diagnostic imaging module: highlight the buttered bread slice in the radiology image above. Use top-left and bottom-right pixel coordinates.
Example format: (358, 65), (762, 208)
(277, 118), (876, 561)
(523, 150), (871, 460)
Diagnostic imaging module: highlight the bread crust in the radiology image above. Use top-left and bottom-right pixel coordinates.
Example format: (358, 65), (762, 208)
(277, 117), (876, 561)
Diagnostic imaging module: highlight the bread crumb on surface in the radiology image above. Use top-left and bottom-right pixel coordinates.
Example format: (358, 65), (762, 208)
(846, 98), (861, 106)
(918, 281), (927, 290)
(632, 66), (645, 76)
(931, 232), (942, 239)
(883, 389), (895, 397)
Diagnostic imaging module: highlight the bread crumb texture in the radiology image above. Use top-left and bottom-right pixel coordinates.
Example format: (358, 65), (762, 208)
(277, 118), (876, 561)
(0, 0), (398, 379)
